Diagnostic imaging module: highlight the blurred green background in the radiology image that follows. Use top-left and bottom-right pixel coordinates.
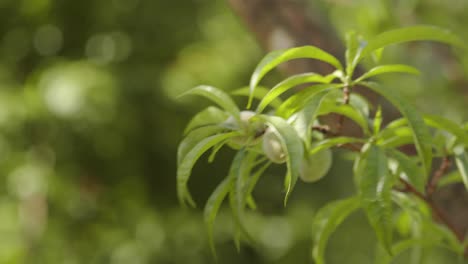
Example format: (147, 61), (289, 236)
(0, 0), (467, 263)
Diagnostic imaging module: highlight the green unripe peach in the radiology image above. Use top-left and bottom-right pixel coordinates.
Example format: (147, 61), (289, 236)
(262, 128), (287, 164)
(299, 149), (332, 183)
(223, 110), (264, 146)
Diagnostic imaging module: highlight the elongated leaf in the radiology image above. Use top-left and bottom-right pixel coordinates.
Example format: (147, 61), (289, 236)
(356, 145), (394, 252)
(229, 150), (255, 244)
(311, 197), (360, 264)
(258, 115), (304, 204)
(245, 160), (271, 209)
(375, 239), (448, 264)
(179, 85), (240, 118)
(454, 147), (468, 191)
(355, 64), (420, 83)
(249, 46), (343, 107)
(345, 31), (363, 78)
(256, 73), (336, 113)
(378, 126), (414, 148)
(362, 81), (432, 177)
(424, 114), (468, 146)
(177, 132), (239, 207)
(319, 102), (370, 135)
(349, 93), (372, 117)
(184, 106), (229, 134)
(204, 175), (234, 258)
(387, 149), (425, 192)
(276, 84), (343, 118)
(291, 90), (331, 147)
(360, 26), (465, 60)
(437, 171), (463, 188)
(310, 137), (365, 155)
(373, 106), (383, 135)
(231, 86), (283, 108)
(178, 126), (225, 165)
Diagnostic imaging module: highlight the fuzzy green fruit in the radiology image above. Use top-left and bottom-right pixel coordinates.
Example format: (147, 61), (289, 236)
(223, 110), (264, 147)
(262, 128), (287, 164)
(299, 149), (332, 182)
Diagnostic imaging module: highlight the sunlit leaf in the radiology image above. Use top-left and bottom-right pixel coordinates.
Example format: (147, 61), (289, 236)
(377, 126), (414, 148)
(290, 89), (331, 147)
(454, 147), (468, 191)
(360, 26), (465, 60)
(311, 197), (360, 264)
(437, 171), (463, 188)
(184, 106), (229, 134)
(231, 86), (283, 108)
(423, 114), (468, 146)
(345, 31), (363, 78)
(249, 46), (343, 107)
(177, 132), (239, 207)
(179, 85), (240, 119)
(257, 115), (304, 204)
(256, 73), (336, 113)
(355, 64), (420, 83)
(319, 102), (370, 135)
(356, 145), (394, 252)
(310, 137), (365, 154)
(276, 84), (343, 118)
(373, 106), (383, 135)
(362, 81), (432, 178)
(349, 93), (372, 118)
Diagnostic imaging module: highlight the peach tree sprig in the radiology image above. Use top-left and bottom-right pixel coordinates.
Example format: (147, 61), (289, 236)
(176, 25), (468, 262)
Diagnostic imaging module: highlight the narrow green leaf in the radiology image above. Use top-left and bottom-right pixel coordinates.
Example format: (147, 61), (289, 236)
(178, 126), (225, 165)
(310, 137), (365, 155)
(276, 84), (343, 118)
(373, 105), (383, 135)
(246, 160), (271, 204)
(360, 25), (465, 60)
(362, 81), (432, 178)
(355, 64), (420, 83)
(454, 147), (468, 191)
(311, 197), (360, 264)
(184, 106), (229, 134)
(256, 73), (336, 113)
(204, 175), (234, 258)
(387, 149), (425, 193)
(228, 150), (256, 244)
(378, 126), (414, 149)
(437, 171), (463, 188)
(179, 85), (240, 118)
(349, 93), (372, 118)
(376, 239), (449, 264)
(356, 145), (394, 253)
(345, 31), (361, 78)
(177, 132), (239, 207)
(258, 115), (304, 204)
(249, 46), (343, 108)
(423, 114), (468, 146)
(231, 86), (283, 108)
(290, 90), (331, 147)
(319, 102), (370, 135)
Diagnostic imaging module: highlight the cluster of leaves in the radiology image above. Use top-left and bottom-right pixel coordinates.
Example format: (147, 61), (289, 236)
(177, 26), (468, 263)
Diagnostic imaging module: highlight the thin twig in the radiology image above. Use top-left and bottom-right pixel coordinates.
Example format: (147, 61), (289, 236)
(426, 156), (451, 197)
(336, 85), (351, 133)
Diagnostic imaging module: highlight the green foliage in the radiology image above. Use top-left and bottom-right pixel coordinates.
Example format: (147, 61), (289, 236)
(177, 25), (468, 263)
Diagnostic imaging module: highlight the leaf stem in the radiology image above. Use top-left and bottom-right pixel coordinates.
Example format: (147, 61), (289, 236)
(336, 85), (351, 133)
(426, 156), (451, 197)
